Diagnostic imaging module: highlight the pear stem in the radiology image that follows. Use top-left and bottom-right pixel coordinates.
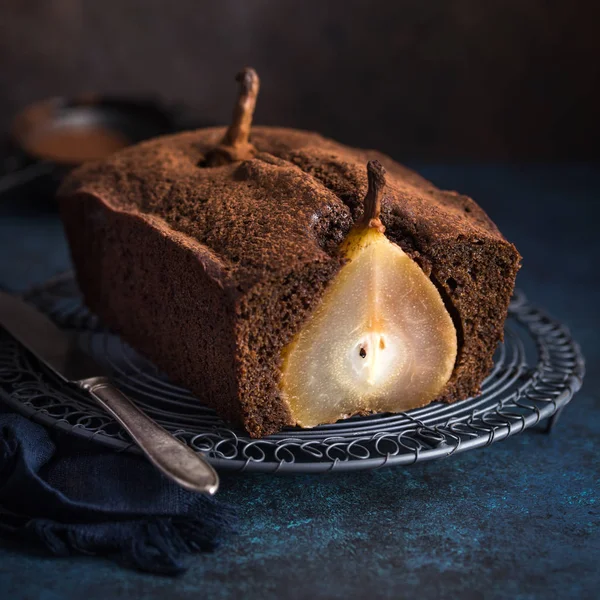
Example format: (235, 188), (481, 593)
(223, 67), (260, 149)
(361, 160), (386, 232)
(206, 67), (260, 166)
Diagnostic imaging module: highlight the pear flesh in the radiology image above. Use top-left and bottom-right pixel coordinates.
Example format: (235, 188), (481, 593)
(280, 226), (457, 428)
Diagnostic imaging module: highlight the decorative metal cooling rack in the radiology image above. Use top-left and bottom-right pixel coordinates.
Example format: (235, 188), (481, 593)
(0, 272), (585, 473)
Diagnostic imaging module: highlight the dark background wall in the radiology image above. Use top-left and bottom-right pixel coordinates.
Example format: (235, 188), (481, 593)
(1, 0), (598, 160)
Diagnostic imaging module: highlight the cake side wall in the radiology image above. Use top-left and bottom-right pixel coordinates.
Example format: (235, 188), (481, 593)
(426, 237), (521, 401)
(232, 258), (345, 438)
(59, 192), (244, 428)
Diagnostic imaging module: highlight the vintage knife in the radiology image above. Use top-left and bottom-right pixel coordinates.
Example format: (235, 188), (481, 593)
(0, 290), (219, 495)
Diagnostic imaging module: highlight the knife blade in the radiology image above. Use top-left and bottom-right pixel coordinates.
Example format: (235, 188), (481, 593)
(0, 290), (219, 495)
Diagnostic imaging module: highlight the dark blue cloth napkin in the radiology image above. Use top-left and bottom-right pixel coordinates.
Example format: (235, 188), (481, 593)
(0, 408), (234, 575)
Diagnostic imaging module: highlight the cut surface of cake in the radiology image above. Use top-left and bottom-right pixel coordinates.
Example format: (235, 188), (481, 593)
(59, 69), (521, 437)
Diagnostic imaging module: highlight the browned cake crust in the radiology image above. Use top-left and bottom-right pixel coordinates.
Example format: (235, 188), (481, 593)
(58, 126), (521, 437)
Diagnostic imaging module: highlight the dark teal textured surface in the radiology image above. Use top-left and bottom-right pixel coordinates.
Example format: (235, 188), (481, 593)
(0, 165), (598, 599)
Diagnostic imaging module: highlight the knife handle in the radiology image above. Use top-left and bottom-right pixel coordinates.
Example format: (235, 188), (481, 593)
(78, 376), (219, 495)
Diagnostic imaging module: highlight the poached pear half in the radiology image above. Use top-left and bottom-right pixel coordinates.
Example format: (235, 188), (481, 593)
(281, 160), (457, 427)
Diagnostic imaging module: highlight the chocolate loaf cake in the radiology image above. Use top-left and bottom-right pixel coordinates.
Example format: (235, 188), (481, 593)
(59, 70), (520, 438)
